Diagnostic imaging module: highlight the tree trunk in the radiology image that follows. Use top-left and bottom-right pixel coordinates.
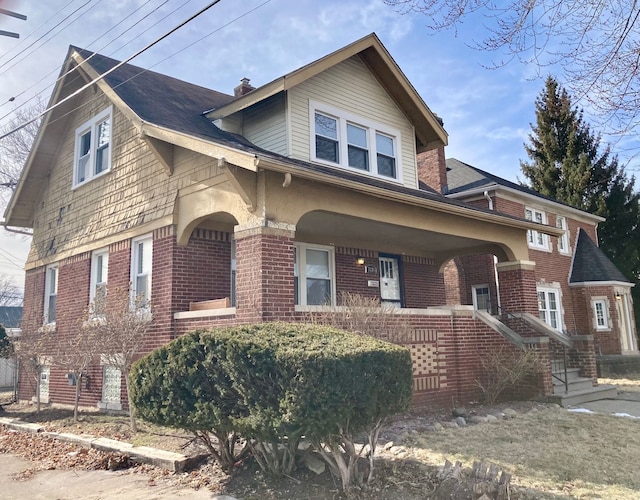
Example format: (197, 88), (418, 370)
(124, 370), (137, 433)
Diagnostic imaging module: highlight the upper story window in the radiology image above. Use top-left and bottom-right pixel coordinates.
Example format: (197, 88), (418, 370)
(294, 243), (336, 306)
(556, 216), (570, 254)
(310, 101), (401, 182)
(74, 106), (112, 187)
(130, 235), (152, 311)
(525, 207), (549, 250)
(90, 248), (109, 317)
(44, 264), (59, 325)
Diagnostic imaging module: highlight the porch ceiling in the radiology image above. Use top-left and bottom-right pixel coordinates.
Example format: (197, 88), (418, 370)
(295, 211), (507, 260)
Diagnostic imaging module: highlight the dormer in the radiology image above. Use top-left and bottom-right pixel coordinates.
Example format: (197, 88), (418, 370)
(205, 33), (447, 189)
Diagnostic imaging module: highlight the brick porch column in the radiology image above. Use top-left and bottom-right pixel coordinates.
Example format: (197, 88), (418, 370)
(234, 224), (296, 323)
(496, 260), (538, 316)
(568, 335), (598, 384)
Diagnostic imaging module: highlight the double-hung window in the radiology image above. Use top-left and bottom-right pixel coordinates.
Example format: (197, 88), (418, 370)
(90, 248), (109, 317)
(311, 101), (401, 181)
(294, 243), (335, 306)
(44, 264), (59, 325)
(130, 235), (152, 310)
(538, 287), (562, 331)
(556, 216), (570, 254)
(525, 207), (549, 250)
(74, 106), (112, 187)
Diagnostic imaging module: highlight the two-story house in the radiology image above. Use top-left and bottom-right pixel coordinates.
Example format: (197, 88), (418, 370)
(439, 157), (638, 359)
(4, 33), (615, 411)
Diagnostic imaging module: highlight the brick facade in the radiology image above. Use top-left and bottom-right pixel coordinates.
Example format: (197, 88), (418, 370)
(417, 146), (447, 194)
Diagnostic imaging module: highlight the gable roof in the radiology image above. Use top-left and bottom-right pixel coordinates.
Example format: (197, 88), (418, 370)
(205, 33), (447, 152)
(445, 158), (604, 222)
(3, 40), (559, 240)
(0, 306), (22, 329)
(569, 229), (631, 284)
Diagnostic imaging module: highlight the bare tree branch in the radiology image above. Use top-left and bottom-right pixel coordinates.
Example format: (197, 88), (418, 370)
(385, 0), (640, 136)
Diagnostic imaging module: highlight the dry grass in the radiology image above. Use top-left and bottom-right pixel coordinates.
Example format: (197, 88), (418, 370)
(4, 378), (640, 498)
(409, 406), (640, 499)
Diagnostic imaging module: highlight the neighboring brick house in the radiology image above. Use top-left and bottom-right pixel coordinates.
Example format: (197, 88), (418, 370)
(4, 34), (611, 411)
(441, 157), (638, 359)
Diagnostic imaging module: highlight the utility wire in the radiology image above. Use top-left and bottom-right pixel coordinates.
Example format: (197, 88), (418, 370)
(0, 0), (224, 141)
(0, 0), (99, 74)
(0, 0), (77, 64)
(0, 0), (166, 116)
(25, 0), (273, 137)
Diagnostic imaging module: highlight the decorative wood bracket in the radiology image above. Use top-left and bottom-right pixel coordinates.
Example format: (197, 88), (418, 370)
(220, 158), (257, 211)
(142, 135), (174, 175)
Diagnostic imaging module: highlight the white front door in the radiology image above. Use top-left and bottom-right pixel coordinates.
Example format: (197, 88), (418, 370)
(472, 285), (491, 312)
(379, 256), (401, 305)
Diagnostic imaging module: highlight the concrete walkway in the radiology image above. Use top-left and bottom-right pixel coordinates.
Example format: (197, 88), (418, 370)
(568, 390), (640, 418)
(0, 454), (221, 500)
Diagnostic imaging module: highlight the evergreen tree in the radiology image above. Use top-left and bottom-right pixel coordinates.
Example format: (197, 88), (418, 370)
(522, 76), (640, 329)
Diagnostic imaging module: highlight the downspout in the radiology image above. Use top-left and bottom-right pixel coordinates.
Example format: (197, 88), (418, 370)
(484, 191), (501, 314)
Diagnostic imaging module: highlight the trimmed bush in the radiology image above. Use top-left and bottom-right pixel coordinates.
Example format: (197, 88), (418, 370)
(130, 322), (413, 483)
(129, 331), (249, 470)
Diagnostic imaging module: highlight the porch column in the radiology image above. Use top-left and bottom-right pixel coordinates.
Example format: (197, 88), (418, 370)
(568, 335), (598, 384)
(496, 260), (538, 315)
(234, 223), (296, 323)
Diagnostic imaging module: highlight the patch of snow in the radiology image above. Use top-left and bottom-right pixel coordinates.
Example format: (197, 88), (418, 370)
(567, 408), (594, 414)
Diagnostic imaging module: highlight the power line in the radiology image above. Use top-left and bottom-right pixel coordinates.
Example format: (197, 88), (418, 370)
(0, 0), (166, 117)
(0, 0), (99, 74)
(0, 0), (225, 141)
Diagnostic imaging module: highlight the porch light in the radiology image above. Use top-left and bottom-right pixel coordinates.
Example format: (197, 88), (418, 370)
(615, 292), (622, 300)
(356, 256), (365, 265)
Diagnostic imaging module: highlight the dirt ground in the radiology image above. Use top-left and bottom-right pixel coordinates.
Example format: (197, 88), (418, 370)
(2, 378), (640, 499)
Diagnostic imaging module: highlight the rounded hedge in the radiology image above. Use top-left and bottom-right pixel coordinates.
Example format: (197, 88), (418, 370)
(130, 322), (413, 440)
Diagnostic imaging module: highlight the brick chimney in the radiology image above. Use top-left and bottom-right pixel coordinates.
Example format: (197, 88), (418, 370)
(234, 77), (255, 97)
(417, 145), (448, 194)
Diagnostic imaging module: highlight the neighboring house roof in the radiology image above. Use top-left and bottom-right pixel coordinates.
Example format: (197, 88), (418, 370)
(445, 158), (604, 222)
(0, 306), (22, 329)
(570, 229), (631, 284)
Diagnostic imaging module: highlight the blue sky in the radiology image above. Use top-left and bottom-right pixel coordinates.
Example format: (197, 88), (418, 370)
(0, 0), (634, 293)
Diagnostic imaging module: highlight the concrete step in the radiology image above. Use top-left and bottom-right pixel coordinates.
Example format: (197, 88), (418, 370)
(547, 384), (618, 407)
(553, 377), (595, 394)
(552, 367), (582, 383)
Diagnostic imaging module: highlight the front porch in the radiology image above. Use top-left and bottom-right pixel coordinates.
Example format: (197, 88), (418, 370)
(165, 167), (595, 406)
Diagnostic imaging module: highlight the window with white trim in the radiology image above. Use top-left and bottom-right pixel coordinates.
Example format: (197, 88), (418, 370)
(537, 287), (563, 331)
(525, 207), (549, 250)
(90, 248), (109, 317)
(311, 101), (401, 181)
(556, 216), (570, 254)
(294, 243), (336, 306)
(73, 106), (112, 187)
(592, 299), (610, 330)
(44, 264), (58, 325)
(472, 285), (492, 313)
(130, 235), (152, 310)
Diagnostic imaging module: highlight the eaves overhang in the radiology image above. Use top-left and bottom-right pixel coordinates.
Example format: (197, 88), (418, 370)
(255, 154), (563, 237)
(447, 184), (605, 224)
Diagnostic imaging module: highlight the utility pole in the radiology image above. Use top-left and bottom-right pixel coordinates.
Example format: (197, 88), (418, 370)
(0, 8), (27, 39)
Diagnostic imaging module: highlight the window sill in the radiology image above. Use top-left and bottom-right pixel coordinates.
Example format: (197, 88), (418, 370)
(97, 401), (122, 411)
(174, 307), (236, 320)
(72, 168), (111, 190)
(528, 244), (552, 253)
(38, 324), (56, 334)
(310, 157), (404, 185)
